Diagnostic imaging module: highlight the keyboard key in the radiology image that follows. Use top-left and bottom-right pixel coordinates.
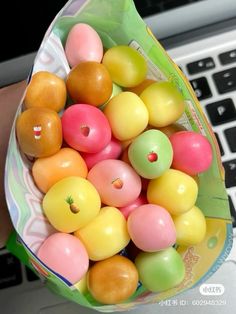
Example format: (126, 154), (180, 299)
(224, 127), (236, 152)
(214, 132), (224, 156)
(0, 253), (22, 289)
(190, 77), (212, 100)
(25, 266), (39, 282)
(205, 98), (236, 126)
(219, 49), (236, 65)
(213, 67), (236, 94)
(228, 195), (236, 228)
(223, 159), (236, 188)
(187, 57), (215, 75)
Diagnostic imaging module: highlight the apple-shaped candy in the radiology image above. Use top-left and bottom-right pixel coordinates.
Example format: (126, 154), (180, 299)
(75, 206), (130, 261)
(128, 129), (173, 179)
(43, 176), (101, 233)
(127, 204), (176, 252)
(87, 159), (141, 207)
(61, 104), (111, 153)
(37, 233), (89, 284)
(170, 131), (213, 175)
(135, 247), (185, 292)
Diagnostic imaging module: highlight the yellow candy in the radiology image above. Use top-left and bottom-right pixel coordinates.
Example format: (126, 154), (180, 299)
(74, 206), (130, 261)
(147, 169), (198, 215)
(104, 91), (149, 141)
(172, 205), (207, 246)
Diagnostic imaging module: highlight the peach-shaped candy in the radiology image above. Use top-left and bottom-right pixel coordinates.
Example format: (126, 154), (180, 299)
(87, 159), (142, 207)
(65, 23), (103, 67)
(37, 233), (89, 284)
(127, 204), (176, 252)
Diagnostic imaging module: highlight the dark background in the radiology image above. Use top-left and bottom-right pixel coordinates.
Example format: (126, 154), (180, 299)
(0, 0), (149, 63)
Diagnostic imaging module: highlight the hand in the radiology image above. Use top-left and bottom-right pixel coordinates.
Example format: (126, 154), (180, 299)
(0, 81), (27, 248)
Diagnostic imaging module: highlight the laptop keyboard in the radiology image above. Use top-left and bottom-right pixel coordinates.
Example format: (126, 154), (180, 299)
(169, 37), (236, 229)
(134, 0), (204, 17)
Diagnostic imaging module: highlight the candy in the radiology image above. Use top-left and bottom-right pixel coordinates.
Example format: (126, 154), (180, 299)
(102, 45), (147, 87)
(147, 169), (198, 215)
(16, 107), (62, 158)
(87, 159), (142, 207)
(87, 255), (138, 304)
(170, 131), (213, 175)
(37, 233), (89, 284)
(173, 205), (207, 246)
(127, 204), (176, 252)
(65, 23), (103, 67)
(140, 81), (185, 127)
(24, 71), (67, 112)
(81, 137), (122, 170)
(104, 91), (149, 141)
(61, 104), (111, 153)
(32, 147), (88, 193)
(128, 129), (173, 179)
(118, 193), (147, 219)
(66, 61), (112, 106)
(75, 206), (130, 261)
(135, 247), (185, 292)
(43, 176), (101, 233)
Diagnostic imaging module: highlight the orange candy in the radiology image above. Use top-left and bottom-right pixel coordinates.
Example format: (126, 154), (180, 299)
(16, 107), (62, 158)
(87, 255), (138, 304)
(32, 148), (88, 193)
(24, 71), (67, 112)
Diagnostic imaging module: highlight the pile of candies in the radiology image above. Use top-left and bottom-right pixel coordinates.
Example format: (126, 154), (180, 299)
(16, 23), (213, 305)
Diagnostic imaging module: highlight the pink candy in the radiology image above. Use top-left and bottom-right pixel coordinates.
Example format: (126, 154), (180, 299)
(127, 204), (176, 252)
(37, 233), (89, 284)
(170, 131), (213, 175)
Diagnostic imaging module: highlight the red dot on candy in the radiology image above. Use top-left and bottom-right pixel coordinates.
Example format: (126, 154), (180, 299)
(80, 125), (90, 137)
(147, 151), (158, 162)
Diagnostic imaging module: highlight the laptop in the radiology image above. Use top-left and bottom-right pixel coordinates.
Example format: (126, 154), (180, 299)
(0, 0), (236, 313)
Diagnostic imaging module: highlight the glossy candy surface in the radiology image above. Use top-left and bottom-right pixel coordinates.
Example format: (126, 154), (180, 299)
(61, 104), (111, 153)
(173, 205), (207, 246)
(104, 91), (149, 141)
(87, 255), (138, 304)
(32, 147), (88, 193)
(16, 107), (62, 158)
(170, 131), (213, 175)
(65, 23), (103, 67)
(147, 169), (198, 215)
(135, 247), (185, 292)
(24, 71), (67, 112)
(102, 45), (147, 87)
(118, 193), (147, 219)
(140, 81), (185, 127)
(127, 204), (176, 251)
(66, 61), (112, 106)
(87, 159), (142, 207)
(75, 206), (130, 261)
(43, 176), (101, 233)
(128, 129), (173, 179)
(37, 233), (89, 284)
(81, 137), (122, 170)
